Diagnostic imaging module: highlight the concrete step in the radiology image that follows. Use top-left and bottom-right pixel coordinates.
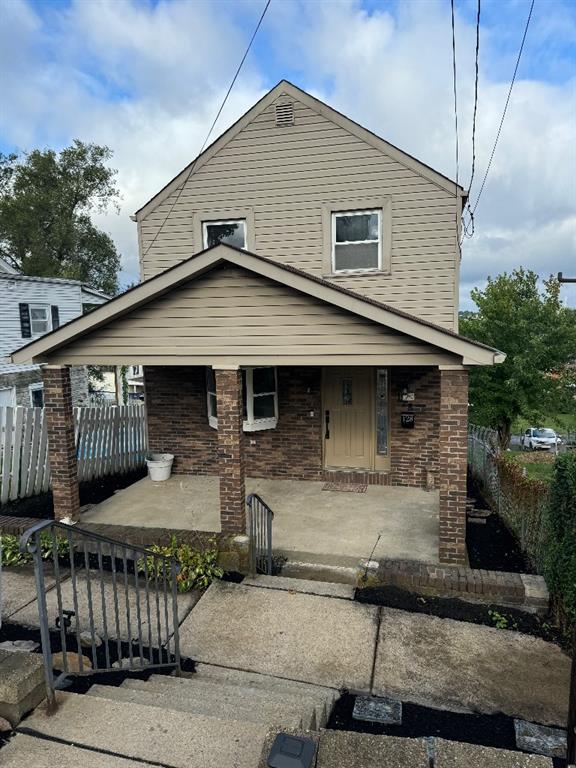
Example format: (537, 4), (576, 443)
(87, 679), (309, 729)
(1, 733), (149, 767)
(125, 676), (322, 728)
(277, 551), (360, 585)
(190, 663), (340, 720)
(20, 691), (268, 768)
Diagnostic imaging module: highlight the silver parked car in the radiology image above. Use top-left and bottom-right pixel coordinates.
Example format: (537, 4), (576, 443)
(521, 427), (561, 451)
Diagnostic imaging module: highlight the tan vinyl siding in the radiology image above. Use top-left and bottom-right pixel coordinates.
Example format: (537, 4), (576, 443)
(139, 97), (460, 329)
(43, 267), (459, 367)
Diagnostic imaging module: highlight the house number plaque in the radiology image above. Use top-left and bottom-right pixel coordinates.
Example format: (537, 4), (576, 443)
(401, 413), (415, 429)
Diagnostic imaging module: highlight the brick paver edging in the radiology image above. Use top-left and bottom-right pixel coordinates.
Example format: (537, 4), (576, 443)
(364, 558), (549, 616)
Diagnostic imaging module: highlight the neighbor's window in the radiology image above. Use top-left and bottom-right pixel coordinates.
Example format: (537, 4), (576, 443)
(29, 383), (44, 407)
(332, 210), (381, 272)
(29, 304), (51, 335)
(206, 367), (278, 432)
(203, 219), (246, 250)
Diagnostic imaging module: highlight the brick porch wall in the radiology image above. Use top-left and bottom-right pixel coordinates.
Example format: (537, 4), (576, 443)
(42, 365), (80, 521)
(215, 368), (245, 533)
(438, 369), (469, 565)
(144, 366), (465, 499)
(389, 367), (441, 488)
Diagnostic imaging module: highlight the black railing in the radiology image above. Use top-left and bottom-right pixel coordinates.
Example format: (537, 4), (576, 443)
(19, 520), (181, 711)
(246, 493), (274, 576)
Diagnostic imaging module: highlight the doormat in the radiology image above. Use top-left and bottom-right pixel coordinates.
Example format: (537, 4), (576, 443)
(322, 482), (367, 493)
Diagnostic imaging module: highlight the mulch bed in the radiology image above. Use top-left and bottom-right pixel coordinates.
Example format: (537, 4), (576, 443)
(327, 693), (568, 767)
(0, 468), (147, 523)
(355, 584), (570, 651)
(466, 475), (533, 574)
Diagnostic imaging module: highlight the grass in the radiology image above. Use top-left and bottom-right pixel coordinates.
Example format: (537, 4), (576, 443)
(508, 448), (556, 483)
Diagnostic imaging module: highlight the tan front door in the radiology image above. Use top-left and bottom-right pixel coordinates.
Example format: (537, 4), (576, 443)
(323, 367), (373, 469)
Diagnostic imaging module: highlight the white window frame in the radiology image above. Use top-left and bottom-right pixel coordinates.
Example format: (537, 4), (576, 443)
(29, 382), (44, 407)
(206, 367), (278, 432)
(29, 303), (51, 336)
(202, 219), (247, 250)
(331, 209), (382, 274)
(0, 387), (16, 406)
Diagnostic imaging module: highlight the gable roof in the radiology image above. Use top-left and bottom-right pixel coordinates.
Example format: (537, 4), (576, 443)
(134, 80), (465, 222)
(10, 244), (503, 367)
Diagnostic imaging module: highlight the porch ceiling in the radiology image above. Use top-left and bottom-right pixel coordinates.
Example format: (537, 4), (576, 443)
(10, 245), (504, 368)
(80, 475), (440, 565)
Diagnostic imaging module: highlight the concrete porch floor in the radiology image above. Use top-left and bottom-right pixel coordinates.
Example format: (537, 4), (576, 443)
(81, 474), (440, 564)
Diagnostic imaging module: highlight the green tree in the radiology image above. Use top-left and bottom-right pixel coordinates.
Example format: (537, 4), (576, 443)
(460, 268), (576, 446)
(0, 140), (121, 294)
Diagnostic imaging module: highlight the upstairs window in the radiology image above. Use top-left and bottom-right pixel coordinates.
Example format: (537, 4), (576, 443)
(206, 367), (278, 432)
(332, 210), (381, 273)
(203, 219), (246, 250)
(29, 304), (51, 335)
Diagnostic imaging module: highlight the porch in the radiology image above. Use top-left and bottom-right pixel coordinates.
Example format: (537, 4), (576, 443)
(80, 474), (440, 564)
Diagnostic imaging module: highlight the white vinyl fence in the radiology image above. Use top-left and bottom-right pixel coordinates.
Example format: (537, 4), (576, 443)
(0, 405), (147, 504)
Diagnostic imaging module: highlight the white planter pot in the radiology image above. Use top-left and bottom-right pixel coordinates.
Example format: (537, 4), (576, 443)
(146, 453), (174, 482)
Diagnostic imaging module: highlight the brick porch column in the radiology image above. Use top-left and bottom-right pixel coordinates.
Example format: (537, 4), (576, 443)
(438, 367), (469, 564)
(215, 366), (245, 534)
(42, 365), (80, 521)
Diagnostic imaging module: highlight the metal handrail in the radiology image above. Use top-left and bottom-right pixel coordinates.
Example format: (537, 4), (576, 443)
(19, 520), (181, 712)
(246, 493), (274, 576)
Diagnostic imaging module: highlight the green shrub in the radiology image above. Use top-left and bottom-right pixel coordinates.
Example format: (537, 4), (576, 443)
(0, 532), (70, 567)
(138, 536), (223, 593)
(543, 452), (576, 631)
(0, 534), (33, 566)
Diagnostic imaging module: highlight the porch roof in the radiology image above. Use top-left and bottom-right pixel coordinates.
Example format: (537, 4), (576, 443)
(10, 244), (504, 367)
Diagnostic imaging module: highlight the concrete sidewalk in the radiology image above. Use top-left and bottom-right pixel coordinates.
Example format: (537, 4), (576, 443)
(180, 578), (571, 727)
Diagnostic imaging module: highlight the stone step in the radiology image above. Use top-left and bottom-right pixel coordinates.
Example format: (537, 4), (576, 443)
(190, 663), (340, 713)
(243, 574), (355, 600)
(87, 680), (309, 729)
(1, 733), (147, 767)
(128, 676), (325, 728)
(22, 691), (267, 768)
(278, 555), (359, 585)
(139, 672), (331, 728)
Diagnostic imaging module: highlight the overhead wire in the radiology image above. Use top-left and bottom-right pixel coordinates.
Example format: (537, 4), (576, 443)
(463, 0), (535, 234)
(141, 0), (272, 259)
(461, 0), (481, 241)
(450, 0), (461, 257)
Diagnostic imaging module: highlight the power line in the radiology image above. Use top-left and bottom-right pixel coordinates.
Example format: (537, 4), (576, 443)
(450, 0), (460, 190)
(450, 0), (461, 257)
(461, 0), (481, 240)
(464, 0), (535, 226)
(142, 0), (272, 260)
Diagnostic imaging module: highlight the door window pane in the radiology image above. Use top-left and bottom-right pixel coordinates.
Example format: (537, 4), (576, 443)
(342, 378), (353, 405)
(203, 220), (246, 249)
(376, 369), (389, 455)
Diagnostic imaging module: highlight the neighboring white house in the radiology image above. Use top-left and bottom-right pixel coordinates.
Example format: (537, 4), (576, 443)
(0, 258), (109, 406)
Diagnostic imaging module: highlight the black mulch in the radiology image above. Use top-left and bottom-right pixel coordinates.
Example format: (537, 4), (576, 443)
(328, 693), (567, 767)
(0, 468), (147, 522)
(355, 584), (570, 651)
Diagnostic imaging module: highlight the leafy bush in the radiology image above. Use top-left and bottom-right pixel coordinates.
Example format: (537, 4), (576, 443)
(138, 536), (223, 593)
(0, 532), (70, 567)
(543, 452), (576, 632)
(0, 534), (33, 566)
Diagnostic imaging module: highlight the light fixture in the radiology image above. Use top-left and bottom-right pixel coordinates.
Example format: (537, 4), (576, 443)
(267, 733), (316, 768)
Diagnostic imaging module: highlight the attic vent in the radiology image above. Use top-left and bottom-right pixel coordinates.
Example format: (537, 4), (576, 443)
(275, 102), (294, 127)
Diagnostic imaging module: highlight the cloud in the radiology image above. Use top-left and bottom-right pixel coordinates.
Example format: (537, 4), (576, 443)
(1, 0), (574, 306)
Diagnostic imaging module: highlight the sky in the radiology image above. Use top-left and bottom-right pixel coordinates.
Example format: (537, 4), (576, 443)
(0, 0), (575, 308)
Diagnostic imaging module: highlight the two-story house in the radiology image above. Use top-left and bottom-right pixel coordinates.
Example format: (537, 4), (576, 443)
(0, 258), (108, 407)
(9, 82), (503, 564)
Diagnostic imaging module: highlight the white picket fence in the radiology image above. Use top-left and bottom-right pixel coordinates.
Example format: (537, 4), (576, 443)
(0, 405), (148, 504)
